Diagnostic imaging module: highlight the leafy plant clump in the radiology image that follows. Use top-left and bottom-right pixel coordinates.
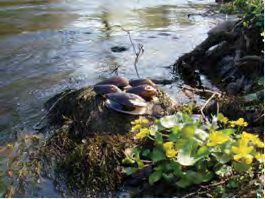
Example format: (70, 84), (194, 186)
(219, 0), (264, 33)
(123, 113), (264, 189)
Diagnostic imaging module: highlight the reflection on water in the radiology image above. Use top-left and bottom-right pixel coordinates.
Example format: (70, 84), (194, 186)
(0, 0), (226, 196)
(0, 0), (224, 147)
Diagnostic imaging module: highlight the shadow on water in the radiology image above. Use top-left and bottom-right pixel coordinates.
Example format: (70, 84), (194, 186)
(0, 0), (229, 197)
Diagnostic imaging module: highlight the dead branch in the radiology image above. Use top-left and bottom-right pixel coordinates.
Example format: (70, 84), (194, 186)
(200, 93), (218, 120)
(111, 25), (142, 78)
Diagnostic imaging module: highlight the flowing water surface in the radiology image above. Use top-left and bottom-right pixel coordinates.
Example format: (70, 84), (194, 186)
(0, 0), (232, 196)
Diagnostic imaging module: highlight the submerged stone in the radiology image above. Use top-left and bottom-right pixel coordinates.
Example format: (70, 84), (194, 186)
(111, 46), (128, 52)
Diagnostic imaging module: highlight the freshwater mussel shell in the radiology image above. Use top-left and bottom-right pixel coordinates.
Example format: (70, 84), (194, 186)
(126, 84), (157, 101)
(94, 84), (122, 96)
(105, 93), (147, 107)
(106, 100), (148, 115)
(95, 76), (129, 89)
(129, 78), (156, 87)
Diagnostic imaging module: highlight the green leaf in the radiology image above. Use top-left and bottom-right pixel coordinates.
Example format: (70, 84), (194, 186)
(217, 113), (225, 120)
(154, 165), (162, 171)
(176, 177), (191, 188)
(194, 129), (209, 141)
(181, 124), (195, 138)
(160, 115), (178, 128)
(172, 126), (180, 134)
(135, 157), (144, 169)
(196, 146), (210, 158)
(182, 113), (193, 123)
(150, 125), (158, 136)
(219, 128), (235, 135)
(232, 162), (251, 172)
(142, 149), (150, 157)
(186, 170), (204, 184)
(149, 171), (162, 185)
(155, 132), (164, 145)
(177, 139), (199, 166)
(174, 139), (188, 150)
(169, 132), (179, 142)
(213, 152), (232, 164)
(151, 148), (166, 163)
(123, 167), (138, 175)
(162, 173), (174, 181)
(202, 171), (214, 182)
(170, 161), (182, 175)
(122, 157), (135, 164)
(229, 179), (238, 188)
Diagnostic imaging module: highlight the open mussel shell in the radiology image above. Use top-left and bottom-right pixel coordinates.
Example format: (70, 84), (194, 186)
(106, 100), (148, 115)
(129, 78), (156, 87)
(126, 84), (157, 101)
(95, 76), (129, 89)
(94, 84), (122, 96)
(105, 93), (147, 107)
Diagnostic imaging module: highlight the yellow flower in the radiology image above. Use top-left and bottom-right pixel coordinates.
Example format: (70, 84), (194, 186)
(166, 149), (178, 158)
(131, 118), (150, 132)
(163, 142), (178, 158)
(230, 118), (248, 127)
(255, 140), (264, 148)
(232, 138), (254, 164)
(220, 117), (228, 124)
(218, 114), (229, 124)
(131, 118), (149, 126)
(131, 124), (142, 132)
(207, 131), (230, 146)
(255, 153), (265, 163)
(135, 128), (149, 139)
(242, 132), (264, 148)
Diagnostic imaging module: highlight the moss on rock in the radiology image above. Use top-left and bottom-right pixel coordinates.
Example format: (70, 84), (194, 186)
(38, 85), (178, 197)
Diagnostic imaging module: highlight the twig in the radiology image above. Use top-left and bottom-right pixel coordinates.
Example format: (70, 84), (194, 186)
(181, 85), (222, 97)
(182, 188), (207, 198)
(200, 93), (217, 121)
(200, 179), (228, 189)
(111, 25), (141, 78)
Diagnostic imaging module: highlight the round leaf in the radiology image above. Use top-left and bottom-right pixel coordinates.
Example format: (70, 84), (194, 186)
(160, 115), (178, 128)
(149, 171), (162, 185)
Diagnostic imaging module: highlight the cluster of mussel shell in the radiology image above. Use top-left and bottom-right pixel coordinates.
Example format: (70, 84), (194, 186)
(93, 76), (158, 115)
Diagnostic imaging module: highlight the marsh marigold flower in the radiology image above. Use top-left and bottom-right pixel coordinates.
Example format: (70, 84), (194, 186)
(242, 131), (264, 148)
(218, 114), (229, 124)
(207, 131), (230, 146)
(131, 118), (149, 126)
(230, 118), (248, 127)
(131, 118), (150, 132)
(163, 142), (178, 158)
(231, 138), (254, 164)
(135, 128), (150, 139)
(255, 153), (265, 163)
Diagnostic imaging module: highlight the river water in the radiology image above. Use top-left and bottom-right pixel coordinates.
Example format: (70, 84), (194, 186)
(0, 0), (230, 197)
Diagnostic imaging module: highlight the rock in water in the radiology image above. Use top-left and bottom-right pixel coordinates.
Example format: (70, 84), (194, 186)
(111, 46), (128, 52)
(207, 20), (238, 36)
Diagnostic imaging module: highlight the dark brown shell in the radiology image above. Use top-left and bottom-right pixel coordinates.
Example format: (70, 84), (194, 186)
(94, 84), (122, 96)
(95, 76), (129, 89)
(126, 84), (157, 101)
(106, 100), (148, 115)
(105, 93), (147, 107)
(129, 78), (156, 87)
